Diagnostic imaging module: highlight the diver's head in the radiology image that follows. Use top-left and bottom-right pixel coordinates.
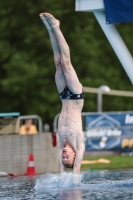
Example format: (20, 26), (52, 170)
(62, 145), (76, 168)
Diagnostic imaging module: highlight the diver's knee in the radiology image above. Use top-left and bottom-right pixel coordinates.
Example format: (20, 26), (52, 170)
(54, 58), (61, 69)
(61, 55), (71, 68)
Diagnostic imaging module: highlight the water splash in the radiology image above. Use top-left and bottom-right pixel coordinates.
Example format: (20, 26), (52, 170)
(35, 172), (83, 190)
(34, 173), (85, 200)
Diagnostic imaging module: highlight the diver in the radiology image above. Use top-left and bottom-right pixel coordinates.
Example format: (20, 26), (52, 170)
(39, 12), (85, 175)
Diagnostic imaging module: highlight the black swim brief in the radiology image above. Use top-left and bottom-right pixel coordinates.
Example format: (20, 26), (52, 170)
(59, 86), (85, 100)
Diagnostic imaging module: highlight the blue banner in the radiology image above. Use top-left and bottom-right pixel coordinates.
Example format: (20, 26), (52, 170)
(85, 112), (133, 151)
(104, 0), (133, 24)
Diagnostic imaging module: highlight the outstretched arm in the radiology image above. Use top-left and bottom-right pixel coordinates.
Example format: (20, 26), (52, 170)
(73, 143), (85, 174)
(59, 149), (66, 175)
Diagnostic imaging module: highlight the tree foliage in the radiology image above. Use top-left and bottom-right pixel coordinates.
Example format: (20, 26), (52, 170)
(0, 0), (133, 129)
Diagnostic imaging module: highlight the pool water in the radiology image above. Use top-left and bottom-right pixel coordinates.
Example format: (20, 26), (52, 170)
(0, 170), (133, 200)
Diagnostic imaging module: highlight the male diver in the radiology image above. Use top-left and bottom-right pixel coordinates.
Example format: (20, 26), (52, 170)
(39, 13), (85, 175)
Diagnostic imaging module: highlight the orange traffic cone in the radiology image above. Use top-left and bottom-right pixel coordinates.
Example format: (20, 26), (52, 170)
(25, 154), (37, 176)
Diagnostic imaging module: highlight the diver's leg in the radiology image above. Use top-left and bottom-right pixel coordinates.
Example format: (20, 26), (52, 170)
(43, 13), (82, 94)
(39, 13), (66, 93)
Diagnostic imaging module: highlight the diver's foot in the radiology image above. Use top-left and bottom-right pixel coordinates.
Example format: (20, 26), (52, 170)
(39, 13), (51, 31)
(43, 13), (60, 29)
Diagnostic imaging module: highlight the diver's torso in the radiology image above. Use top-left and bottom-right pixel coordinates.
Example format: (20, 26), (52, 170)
(58, 99), (84, 151)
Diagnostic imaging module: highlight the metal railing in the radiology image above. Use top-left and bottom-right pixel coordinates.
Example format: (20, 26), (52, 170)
(18, 115), (43, 133)
(53, 111), (133, 133)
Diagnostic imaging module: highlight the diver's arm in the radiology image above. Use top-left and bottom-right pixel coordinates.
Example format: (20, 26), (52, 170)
(59, 149), (66, 174)
(73, 142), (85, 174)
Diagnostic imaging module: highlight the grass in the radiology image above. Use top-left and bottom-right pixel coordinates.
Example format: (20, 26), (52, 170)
(81, 155), (133, 171)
